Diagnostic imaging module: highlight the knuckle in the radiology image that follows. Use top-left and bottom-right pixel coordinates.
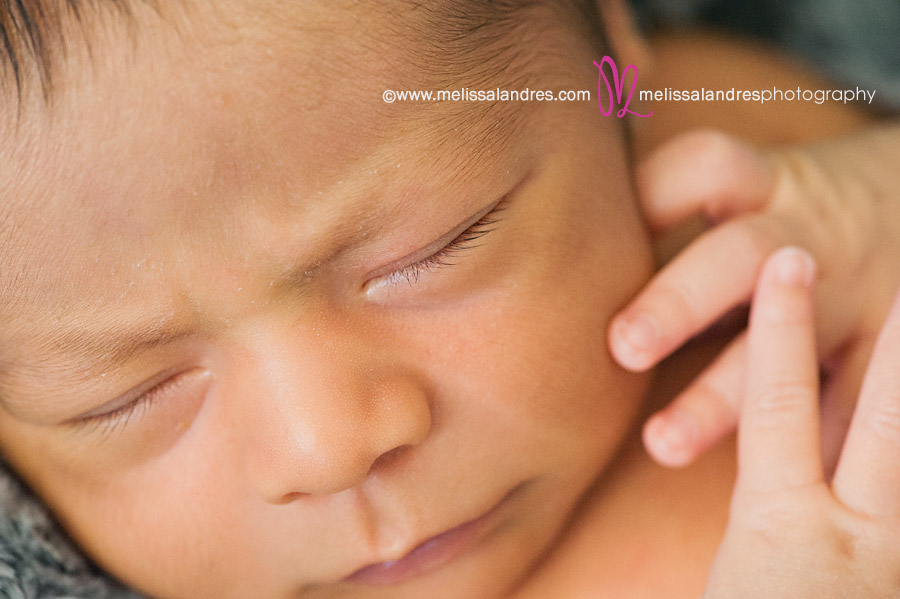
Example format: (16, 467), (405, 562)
(733, 489), (826, 539)
(725, 219), (780, 265)
(733, 495), (801, 540)
(753, 275), (815, 325)
(706, 220), (783, 289)
(653, 280), (706, 334)
(766, 303), (814, 327)
(751, 379), (813, 416)
(672, 130), (771, 220)
(698, 223), (765, 278)
(680, 129), (739, 165)
(861, 395), (900, 443)
(773, 150), (873, 269)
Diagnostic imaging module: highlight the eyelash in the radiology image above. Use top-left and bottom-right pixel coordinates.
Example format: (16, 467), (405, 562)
(381, 200), (507, 287)
(78, 374), (185, 436)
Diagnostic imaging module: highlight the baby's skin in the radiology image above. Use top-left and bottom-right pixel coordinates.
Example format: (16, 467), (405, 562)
(0, 0), (897, 595)
(0, 2), (656, 597)
(707, 246), (900, 598)
(611, 124), (900, 472)
(607, 121), (900, 596)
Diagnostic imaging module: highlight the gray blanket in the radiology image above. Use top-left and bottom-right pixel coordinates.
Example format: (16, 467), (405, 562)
(0, 464), (141, 599)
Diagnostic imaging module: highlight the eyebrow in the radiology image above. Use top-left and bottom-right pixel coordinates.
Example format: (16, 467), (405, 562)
(48, 319), (197, 370)
(0, 313), (197, 386)
(0, 314), (203, 418)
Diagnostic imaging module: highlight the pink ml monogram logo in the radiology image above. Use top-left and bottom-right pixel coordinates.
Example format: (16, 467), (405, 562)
(593, 56), (653, 118)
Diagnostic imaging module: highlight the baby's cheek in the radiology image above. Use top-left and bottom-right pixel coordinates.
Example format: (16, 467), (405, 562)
(479, 188), (652, 459)
(50, 439), (269, 598)
(413, 223), (647, 461)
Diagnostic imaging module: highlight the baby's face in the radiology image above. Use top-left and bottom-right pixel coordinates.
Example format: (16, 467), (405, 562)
(0, 1), (652, 597)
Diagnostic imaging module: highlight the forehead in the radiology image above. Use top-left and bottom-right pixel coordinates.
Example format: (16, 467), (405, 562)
(0, 0), (574, 209)
(0, 0), (580, 328)
(0, 0), (566, 120)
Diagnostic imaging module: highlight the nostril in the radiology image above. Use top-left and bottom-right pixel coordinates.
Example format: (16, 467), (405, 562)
(276, 491), (305, 505)
(368, 444), (412, 475)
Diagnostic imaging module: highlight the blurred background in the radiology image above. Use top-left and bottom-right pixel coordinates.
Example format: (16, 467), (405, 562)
(632, 0), (900, 112)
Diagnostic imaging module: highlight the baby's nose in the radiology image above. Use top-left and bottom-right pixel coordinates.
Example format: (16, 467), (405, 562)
(234, 328), (433, 502)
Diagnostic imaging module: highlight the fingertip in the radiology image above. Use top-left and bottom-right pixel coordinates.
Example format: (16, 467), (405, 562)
(768, 246), (816, 288)
(750, 248), (817, 331)
(643, 412), (697, 468)
(609, 313), (660, 372)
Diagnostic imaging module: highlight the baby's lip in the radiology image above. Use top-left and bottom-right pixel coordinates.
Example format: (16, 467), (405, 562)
(343, 484), (522, 586)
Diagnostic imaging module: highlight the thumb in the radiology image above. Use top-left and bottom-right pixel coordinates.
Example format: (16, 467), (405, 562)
(636, 129), (775, 234)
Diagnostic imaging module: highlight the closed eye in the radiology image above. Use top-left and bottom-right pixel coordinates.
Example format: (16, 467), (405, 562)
(71, 368), (210, 439)
(380, 198), (507, 287)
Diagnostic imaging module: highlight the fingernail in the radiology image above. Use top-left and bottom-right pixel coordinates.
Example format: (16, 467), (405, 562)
(617, 313), (659, 355)
(773, 246), (816, 287)
(647, 410), (697, 466)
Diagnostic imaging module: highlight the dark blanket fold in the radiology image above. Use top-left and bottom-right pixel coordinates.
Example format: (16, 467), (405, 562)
(0, 463), (142, 599)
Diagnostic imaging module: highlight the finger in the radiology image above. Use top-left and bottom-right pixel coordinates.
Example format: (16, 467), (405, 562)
(636, 129), (775, 234)
(644, 333), (745, 468)
(833, 289), (900, 516)
(739, 247), (822, 494)
(610, 217), (779, 371)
